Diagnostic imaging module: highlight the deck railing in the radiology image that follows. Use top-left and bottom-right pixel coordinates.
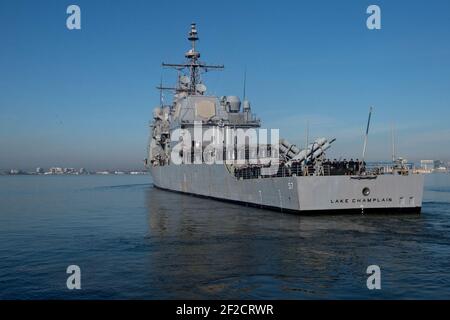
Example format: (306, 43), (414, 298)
(234, 162), (414, 180)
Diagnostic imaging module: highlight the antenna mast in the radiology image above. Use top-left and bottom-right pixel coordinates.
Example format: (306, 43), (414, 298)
(160, 23), (224, 95)
(305, 120), (309, 160)
(159, 75), (164, 106)
(243, 68), (247, 100)
(391, 123), (396, 162)
(361, 107), (373, 168)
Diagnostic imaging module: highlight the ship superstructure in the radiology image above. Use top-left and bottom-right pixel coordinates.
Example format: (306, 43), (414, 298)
(146, 23), (424, 214)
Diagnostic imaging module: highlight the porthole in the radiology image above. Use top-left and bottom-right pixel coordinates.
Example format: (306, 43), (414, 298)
(362, 187), (370, 196)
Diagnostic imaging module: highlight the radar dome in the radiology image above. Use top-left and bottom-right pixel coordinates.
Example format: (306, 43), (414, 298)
(243, 100), (251, 112)
(180, 75), (190, 85)
(196, 83), (207, 94)
(153, 107), (162, 119)
(226, 96), (241, 113)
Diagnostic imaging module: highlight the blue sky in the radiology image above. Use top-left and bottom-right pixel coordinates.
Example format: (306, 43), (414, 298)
(1, 0), (450, 170)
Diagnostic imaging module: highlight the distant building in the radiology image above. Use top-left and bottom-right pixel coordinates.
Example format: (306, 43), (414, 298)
(79, 168), (87, 174)
(420, 160), (434, 172)
(10, 169), (20, 175)
(63, 168), (76, 174)
(433, 160), (447, 173)
(434, 160), (444, 169)
(36, 167), (44, 174)
(130, 171), (147, 175)
(48, 167), (64, 174)
(96, 171), (111, 175)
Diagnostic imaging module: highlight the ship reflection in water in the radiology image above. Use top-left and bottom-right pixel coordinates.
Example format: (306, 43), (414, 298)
(0, 174), (449, 299)
(145, 175), (448, 299)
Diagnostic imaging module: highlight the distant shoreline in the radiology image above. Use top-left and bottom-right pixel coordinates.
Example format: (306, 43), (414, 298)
(0, 172), (148, 176)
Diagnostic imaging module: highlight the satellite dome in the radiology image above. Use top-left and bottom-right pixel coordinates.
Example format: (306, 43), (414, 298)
(196, 83), (207, 94)
(226, 96), (241, 113)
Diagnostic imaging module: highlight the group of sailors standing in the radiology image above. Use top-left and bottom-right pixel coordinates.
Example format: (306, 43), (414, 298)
(234, 157), (368, 179)
(323, 158), (366, 175)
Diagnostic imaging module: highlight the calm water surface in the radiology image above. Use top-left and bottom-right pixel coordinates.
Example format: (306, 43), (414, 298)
(0, 174), (449, 299)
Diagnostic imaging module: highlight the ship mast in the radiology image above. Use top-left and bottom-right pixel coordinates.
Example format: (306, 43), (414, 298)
(159, 23), (224, 95)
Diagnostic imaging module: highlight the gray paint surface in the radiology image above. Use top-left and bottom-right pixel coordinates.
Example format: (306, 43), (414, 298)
(151, 164), (424, 213)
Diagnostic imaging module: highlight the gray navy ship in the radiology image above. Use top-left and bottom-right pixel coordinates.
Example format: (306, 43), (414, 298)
(146, 23), (424, 214)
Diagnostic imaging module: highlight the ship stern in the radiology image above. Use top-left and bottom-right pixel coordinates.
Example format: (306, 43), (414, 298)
(295, 174), (424, 214)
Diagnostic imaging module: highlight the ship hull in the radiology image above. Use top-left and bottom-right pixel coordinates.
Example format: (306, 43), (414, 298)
(150, 164), (424, 214)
